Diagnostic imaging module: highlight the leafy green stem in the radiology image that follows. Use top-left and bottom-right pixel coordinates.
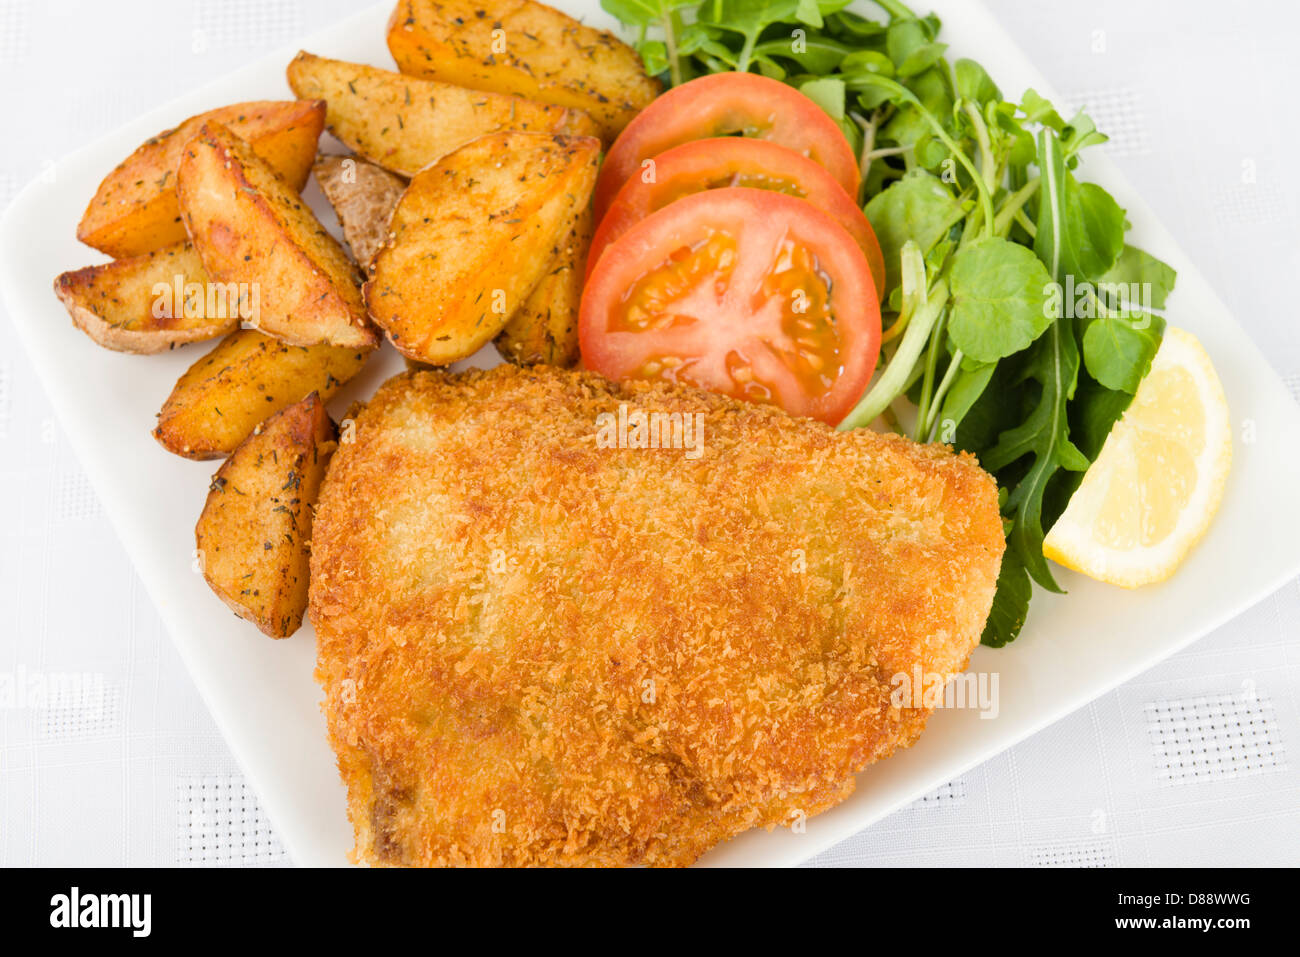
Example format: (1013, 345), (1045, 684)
(851, 110), (879, 205)
(961, 102), (997, 195)
(735, 29), (757, 73)
(922, 348), (964, 438)
(662, 11), (682, 85)
(872, 0), (917, 20)
(912, 304), (949, 441)
(854, 75), (995, 239)
(838, 243), (948, 430)
(993, 176), (1040, 236)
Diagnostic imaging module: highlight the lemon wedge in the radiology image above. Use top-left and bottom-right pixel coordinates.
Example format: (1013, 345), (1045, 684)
(1043, 326), (1231, 587)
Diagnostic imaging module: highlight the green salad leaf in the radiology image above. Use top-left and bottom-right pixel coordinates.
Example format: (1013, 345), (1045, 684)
(947, 237), (1054, 363)
(980, 548), (1031, 648)
(1098, 244), (1177, 310)
(862, 170), (962, 291)
(602, 0), (1179, 645)
(1082, 312), (1166, 393)
(1056, 179), (1126, 282)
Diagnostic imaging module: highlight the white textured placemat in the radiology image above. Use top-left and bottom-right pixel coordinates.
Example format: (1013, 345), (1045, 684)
(1, 0), (1296, 867)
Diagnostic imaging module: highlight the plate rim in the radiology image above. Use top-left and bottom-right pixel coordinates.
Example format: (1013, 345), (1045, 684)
(4, 0), (1300, 868)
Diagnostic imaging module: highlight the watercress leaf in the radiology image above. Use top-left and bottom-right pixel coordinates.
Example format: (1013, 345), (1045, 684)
(1007, 125), (1036, 169)
(700, 0), (800, 35)
(980, 545), (1032, 647)
(885, 17), (928, 65)
(876, 67), (953, 146)
(826, 10), (885, 40)
(897, 41), (947, 78)
(914, 133), (948, 169)
(637, 39), (669, 76)
(1019, 88), (1063, 130)
(954, 58), (1000, 105)
(948, 237), (1055, 363)
(864, 169), (963, 294)
(600, 0), (664, 26)
(1082, 311), (1166, 393)
(1097, 244), (1177, 311)
(886, 284), (903, 314)
(989, 100), (1020, 134)
(697, 0), (803, 71)
(937, 360), (996, 436)
(839, 49), (894, 78)
(795, 0), (822, 27)
(855, 86), (896, 111)
(754, 35), (850, 73)
(692, 36), (741, 68)
(984, 99), (1029, 164)
(924, 237), (955, 277)
(676, 21), (715, 55)
(1065, 181), (1125, 280)
(837, 116), (862, 154)
(884, 17), (946, 76)
(1061, 109), (1109, 156)
(800, 77), (845, 120)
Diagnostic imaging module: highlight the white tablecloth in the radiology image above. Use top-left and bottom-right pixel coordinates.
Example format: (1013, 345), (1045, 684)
(1, 0), (1297, 867)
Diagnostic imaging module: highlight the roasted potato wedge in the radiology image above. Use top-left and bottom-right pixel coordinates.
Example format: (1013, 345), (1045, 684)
(195, 392), (337, 638)
(312, 155), (407, 268)
(365, 131), (599, 365)
(386, 0), (659, 144)
(52, 242), (242, 354)
(493, 204), (590, 367)
(288, 52), (597, 177)
(315, 149), (588, 365)
(77, 100), (325, 259)
(177, 122), (376, 349)
(154, 328), (370, 460)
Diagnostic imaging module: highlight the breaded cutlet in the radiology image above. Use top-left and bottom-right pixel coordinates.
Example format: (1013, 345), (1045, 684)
(309, 364), (1004, 866)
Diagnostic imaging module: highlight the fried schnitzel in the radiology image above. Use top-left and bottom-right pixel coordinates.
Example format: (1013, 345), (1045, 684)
(309, 365), (1004, 866)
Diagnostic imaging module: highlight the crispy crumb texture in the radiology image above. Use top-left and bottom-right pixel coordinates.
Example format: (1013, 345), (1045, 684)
(309, 365), (1004, 866)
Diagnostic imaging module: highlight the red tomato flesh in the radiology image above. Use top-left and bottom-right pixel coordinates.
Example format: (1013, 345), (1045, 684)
(588, 136), (884, 299)
(593, 72), (860, 222)
(579, 188), (880, 425)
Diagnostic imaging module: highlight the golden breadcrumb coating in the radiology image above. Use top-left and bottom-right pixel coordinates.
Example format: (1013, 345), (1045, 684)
(309, 365), (1004, 866)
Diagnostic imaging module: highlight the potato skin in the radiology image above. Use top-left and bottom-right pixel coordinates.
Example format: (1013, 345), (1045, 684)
(288, 51), (597, 178)
(314, 149), (589, 366)
(364, 131), (599, 366)
(386, 0), (659, 144)
(195, 392), (337, 638)
(312, 156), (408, 269)
(177, 122), (377, 349)
(53, 241), (240, 354)
(77, 100), (325, 259)
(154, 328), (370, 460)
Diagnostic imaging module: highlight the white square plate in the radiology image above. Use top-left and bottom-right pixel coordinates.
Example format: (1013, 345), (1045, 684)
(4, 0), (1299, 867)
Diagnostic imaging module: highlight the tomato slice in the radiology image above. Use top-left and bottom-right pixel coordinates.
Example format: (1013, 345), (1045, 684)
(592, 73), (860, 222)
(588, 137), (884, 299)
(579, 188), (880, 425)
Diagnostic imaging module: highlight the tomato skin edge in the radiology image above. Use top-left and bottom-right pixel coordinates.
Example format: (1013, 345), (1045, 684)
(579, 187), (881, 426)
(588, 136), (885, 301)
(593, 72), (861, 223)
